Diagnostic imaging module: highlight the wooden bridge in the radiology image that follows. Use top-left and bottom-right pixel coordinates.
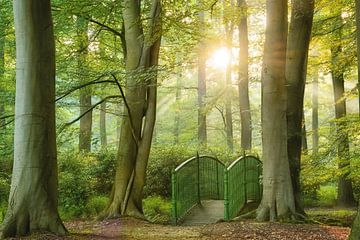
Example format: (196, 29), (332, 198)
(171, 155), (262, 225)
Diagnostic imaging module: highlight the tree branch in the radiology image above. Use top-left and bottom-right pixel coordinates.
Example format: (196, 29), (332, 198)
(58, 95), (121, 133)
(111, 74), (140, 146)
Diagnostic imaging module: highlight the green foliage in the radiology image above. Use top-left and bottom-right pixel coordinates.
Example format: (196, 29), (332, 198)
(145, 145), (194, 198)
(316, 185), (337, 207)
(143, 196), (171, 224)
(84, 196), (108, 217)
(0, 201), (6, 224)
(307, 208), (357, 227)
(58, 150), (115, 219)
(0, 172), (10, 223)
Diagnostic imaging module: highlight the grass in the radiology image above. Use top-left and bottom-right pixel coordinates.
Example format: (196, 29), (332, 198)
(306, 207), (357, 227)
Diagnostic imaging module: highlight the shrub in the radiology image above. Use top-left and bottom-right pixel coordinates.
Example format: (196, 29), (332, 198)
(317, 185), (337, 207)
(84, 196), (108, 217)
(143, 196), (171, 224)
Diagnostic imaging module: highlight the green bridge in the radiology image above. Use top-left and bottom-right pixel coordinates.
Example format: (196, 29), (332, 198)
(171, 155), (262, 225)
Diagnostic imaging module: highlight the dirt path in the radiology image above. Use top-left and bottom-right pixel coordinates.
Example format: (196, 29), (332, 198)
(2, 218), (350, 239)
(63, 218), (350, 240)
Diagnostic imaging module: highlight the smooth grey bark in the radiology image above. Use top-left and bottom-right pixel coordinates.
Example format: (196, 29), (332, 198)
(174, 69), (182, 144)
(257, 0), (296, 221)
(77, 17), (92, 152)
(197, 6), (207, 146)
(0, 0), (67, 238)
(356, 0), (360, 115)
(302, 117), (308, 154)
(349, 205), (360, 239)
(312, 72), (319, 154)
(225, 3), (234, 152)
(103, 0), (161, 219)
(330, 13), (356, 207)
(349, 0), (360, 237)
(237, 0), (252, 151)
(285, 0), (314, 216)
(100, 101), (107, 147)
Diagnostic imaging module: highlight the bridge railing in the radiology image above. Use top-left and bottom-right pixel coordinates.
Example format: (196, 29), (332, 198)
(171, 155), (225, 224)
(224, 155), (262, 220)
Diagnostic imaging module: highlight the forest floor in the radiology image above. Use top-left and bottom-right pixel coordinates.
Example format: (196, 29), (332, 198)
(7, 217), (349, 240)
(2, 208), (355, 239)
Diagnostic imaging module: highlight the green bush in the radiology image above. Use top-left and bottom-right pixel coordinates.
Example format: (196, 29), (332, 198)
(84, 196), (108, 217)
(0, 201), (6, 224)
(143, 196), (171, 223)
(317, 185), (337, 207)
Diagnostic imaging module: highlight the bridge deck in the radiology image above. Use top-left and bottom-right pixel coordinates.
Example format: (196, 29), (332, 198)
(181, 200), (224, 226)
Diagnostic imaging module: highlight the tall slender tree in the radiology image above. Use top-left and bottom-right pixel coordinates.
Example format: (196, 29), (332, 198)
(285, 0), (314, 215)
(1, 0), (67, 237)
(312, 71), (319, 154)
(257, 0), (296, 221)
(237, 0), (252, 151)
(330, 13), (356, 207)
(174, 66), (182, 144)
(224, 1), (234, 151)
(100, 101), (107, 148)
(102, 0), (161, 218)
(77, 17), (92, 152)
(198, 2), (207, 146)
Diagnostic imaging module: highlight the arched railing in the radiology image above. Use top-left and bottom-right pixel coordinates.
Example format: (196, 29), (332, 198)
(224, 155), (262, 220)
(171, 155), (225, 224)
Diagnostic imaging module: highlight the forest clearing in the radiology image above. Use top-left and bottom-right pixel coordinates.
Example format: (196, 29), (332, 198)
(2, 0), (360, 239)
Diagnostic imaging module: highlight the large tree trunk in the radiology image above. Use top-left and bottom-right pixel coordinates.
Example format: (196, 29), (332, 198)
(356, 0), (360, 115)
(197, 6), (207, 146)
(0, 0), (67, 238)
(237, 0), (252, 151)
(257, 0), (296, 221)
(349, 0), (360, 237)
(285, 0), (314, 216)
(350, 206), (360, 239)
(330, 49), (356, 207)
(77, 17), (92, 152)
(103, 0), (161, 219)
(312, 71), (319, 154)
(330, 13), (356, 207)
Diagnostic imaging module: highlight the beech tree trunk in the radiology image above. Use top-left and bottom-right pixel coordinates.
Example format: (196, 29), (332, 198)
(285, 0), (314, 216)
(356, 0), (360, 115)
(330, 13), (356, 207)
(100, 101), (107, 148)
(302, 117), (308, 154)
(174, 69), (182, 144)
(349, 0), (360, 237)
(0, 0), (67, 238)
(198, 6), (207, 146)
(237, 0), (252, 151)
(257, 0), (296, 221)
(330, 49), (356, 207)
(350, 205), (360, 239)
(103, 0), (161, 219)
(77, 17), (92, 152)
(225, 6), (234, 152)
(312, 72), (319, 154)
